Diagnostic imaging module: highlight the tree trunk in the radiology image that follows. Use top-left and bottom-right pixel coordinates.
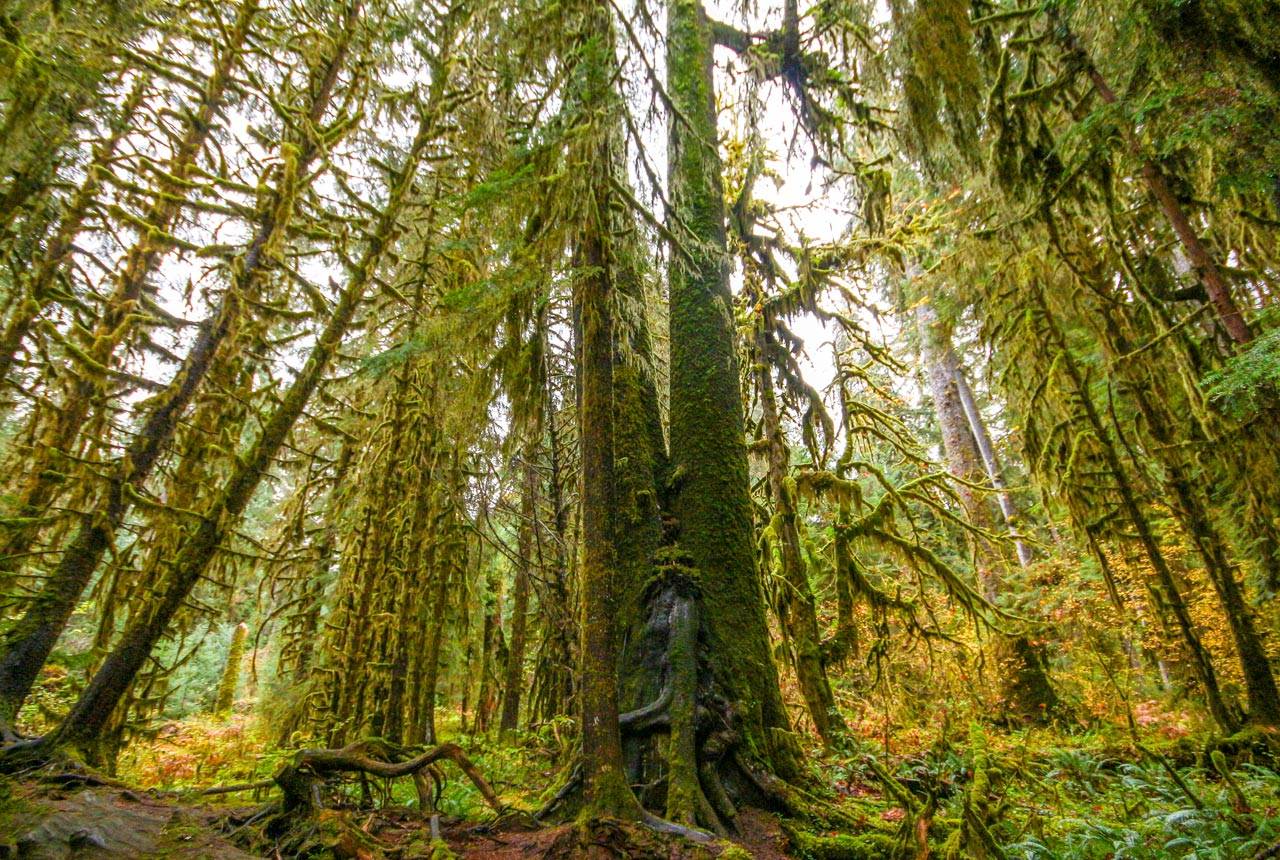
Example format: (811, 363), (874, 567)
(666, 0), (791, 772)
(1052, 13), (1252, 345)
(952, 367), (1033, 568)
(474, 537), (502, 736)
(916, 299), (1061, 723)
(0, 0), (361, 729)
(39, 108), (433, 762)
(1036, 286), (1240, 732)
(0, 68), (153, 402)
(0, 0), (261, 572)
(576, 139), (638, 820)
(916, 302), (996, 592)
(499, 452), (536, 736)
(755, 331), (847, 745)
(214, 623), (249, 716)
(417, 537), (455, 746)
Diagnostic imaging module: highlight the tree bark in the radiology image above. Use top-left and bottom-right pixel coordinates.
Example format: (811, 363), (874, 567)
(576, 158), (637, 820)
(666, 0), (791, 769)
(1035, 285), (1240, 732)
(952, 367), (1034, 568)
(0, 0), (361, 728)
(917, 298), (1062, 723)
(214, 623), (249, 716)
(916, 301), (998, 597)
(499, 451), (536, 736)
(0, 0), (261, 572)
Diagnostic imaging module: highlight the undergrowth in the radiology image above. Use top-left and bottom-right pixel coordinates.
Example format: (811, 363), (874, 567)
(101, 704), (1280, 858)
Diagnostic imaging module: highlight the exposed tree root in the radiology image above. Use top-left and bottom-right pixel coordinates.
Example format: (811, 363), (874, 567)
(537, 574), (887, 853)
(541, 816), (718, 860)
(0, 735), (129, 789)
(273, 738), (502, 815)
(2, 732), (505, 860)
(191, 778), (277, 798)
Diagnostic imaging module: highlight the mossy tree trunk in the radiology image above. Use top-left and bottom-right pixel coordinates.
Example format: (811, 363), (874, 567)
(499, 450), (536, 737)
(1034, 285), (1240, 732)
(574, 163), (639, 820)
(1051, 12), (1253, 346)
(666, 0), (791, 772)
(36, 106), (435, 763)
(214, 623), (249, 716)
(0, 67), (154, 400)
(952, 365), (1034, 569)
(0, 0), (261, 575)
(474, 548), (502, 735)
(570, 1), (643, 820)
(0, 0), (361, 730)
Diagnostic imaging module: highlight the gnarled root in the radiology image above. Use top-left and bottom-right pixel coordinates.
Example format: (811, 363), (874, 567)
(539, 575), (819, 840)
(543, 816), (716, 860)
(274, 738), (502, 816)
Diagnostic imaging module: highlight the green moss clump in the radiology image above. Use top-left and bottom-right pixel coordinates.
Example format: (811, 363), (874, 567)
(782, 822), (897, 860)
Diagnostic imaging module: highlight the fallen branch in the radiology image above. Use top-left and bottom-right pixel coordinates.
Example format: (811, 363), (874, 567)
(184, 778), (276, 797)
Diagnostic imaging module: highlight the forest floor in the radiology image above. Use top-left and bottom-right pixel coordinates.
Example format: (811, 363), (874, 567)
(0, 777), (255, 859)
(3, 710), (1280, 858)
(0, 775), (790, 859)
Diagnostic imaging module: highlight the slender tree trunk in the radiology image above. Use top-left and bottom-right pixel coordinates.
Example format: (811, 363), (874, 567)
(828, 495), (860, 664)
(556, 0), (648, 822)
(418, 536), (455, 746)
(474, 560), (501, 735)
(0, 2), (362, 728)
(1036, 286), (1240, 731)
(40, 108), (435, 761)
(499, 451), (536, 736)
(825, 369), (863, 666)
(531, 365), (575, 725)
(576, 162), (637, 820)
(214, 623), (249, 716)
(1052, 14), (1252, 345)
(755, 331), (847, 745)
(916, 302), (998, 596)
(0, 0), (261, 569)
(0, 68), (154, 399)
(917, 299), (1061, 722)
(952, 367), (1033, 567)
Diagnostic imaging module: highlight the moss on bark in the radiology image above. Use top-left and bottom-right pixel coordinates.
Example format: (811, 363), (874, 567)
(666, 0), (789, 767)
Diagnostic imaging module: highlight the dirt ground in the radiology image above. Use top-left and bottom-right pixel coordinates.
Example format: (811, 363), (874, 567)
(0, 779), (255, 859)
(0, 779), (803, 858)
